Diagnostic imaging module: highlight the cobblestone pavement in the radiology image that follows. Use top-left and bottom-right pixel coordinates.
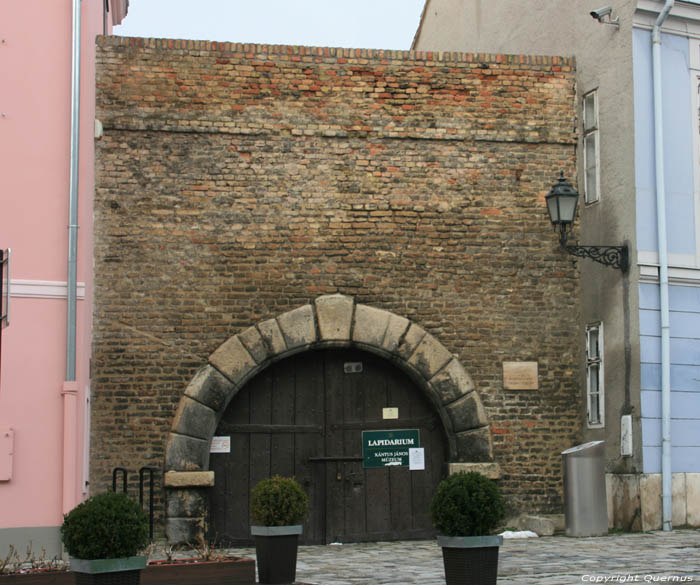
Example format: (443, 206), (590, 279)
(228, 530), (700, 585)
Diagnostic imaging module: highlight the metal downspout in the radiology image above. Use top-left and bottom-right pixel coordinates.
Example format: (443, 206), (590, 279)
(62, 0), (82, 514)
(652, 0), (674, 532)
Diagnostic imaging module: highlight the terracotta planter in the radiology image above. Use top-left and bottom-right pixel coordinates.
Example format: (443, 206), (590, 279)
(142, 558), (256, 585)
(1, 556), (256, 585)
(0, 570), (72, 585)
(437, 535), (502, 585)
(251, 525), (303, 585)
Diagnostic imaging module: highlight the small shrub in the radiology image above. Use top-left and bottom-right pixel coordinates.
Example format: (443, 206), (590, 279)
(250, 476), (309, 527)
(430, 472), (505, 537)
(61, 492), (149, 559)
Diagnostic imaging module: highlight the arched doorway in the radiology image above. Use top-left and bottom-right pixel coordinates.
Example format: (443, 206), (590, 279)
(209, 348), (447, 545)
(164, 294), (494, 545)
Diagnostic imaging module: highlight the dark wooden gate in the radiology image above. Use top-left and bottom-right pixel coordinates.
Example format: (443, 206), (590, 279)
(209, 349), (446, 545)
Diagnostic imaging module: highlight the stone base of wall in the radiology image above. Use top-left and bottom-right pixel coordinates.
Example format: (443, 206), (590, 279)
(0, 525), (62, 559)
(606, 473), (700, 531)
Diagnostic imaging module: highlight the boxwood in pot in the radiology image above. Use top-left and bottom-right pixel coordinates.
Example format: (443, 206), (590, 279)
(61, 491), (149, 585)
(250, 476), (308, 585)
(430, 472), (505, 585)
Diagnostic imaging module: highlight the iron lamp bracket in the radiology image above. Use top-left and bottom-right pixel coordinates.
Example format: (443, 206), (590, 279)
(557, 225), (629, 271)
(564, 244), (629, 272)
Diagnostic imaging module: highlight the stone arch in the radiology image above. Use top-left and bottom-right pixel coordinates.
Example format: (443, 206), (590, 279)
(164, 294), (495, 543)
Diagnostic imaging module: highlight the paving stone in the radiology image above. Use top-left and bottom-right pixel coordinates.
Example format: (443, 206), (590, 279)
(209, 530), (700, 585)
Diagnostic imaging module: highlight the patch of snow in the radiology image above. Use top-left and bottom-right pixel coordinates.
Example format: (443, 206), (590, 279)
(500, 530), (539, 539)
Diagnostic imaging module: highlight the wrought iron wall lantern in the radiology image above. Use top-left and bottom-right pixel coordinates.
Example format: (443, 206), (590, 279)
(545, 173), (629, 272)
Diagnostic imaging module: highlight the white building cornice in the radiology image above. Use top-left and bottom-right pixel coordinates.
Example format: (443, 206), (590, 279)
(9, 280), (86, 300)
(635, 0), (700, 36)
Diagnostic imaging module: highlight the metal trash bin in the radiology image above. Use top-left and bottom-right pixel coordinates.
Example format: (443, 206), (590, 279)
(562, 440), (608, 537)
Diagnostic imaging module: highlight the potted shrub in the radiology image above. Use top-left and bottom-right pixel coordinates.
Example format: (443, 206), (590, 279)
(430, 472), (505, 585)
(250, 476), (308, 585)
(61, 491), (149, 585)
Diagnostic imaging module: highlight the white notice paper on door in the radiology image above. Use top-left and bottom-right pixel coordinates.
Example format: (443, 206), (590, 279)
(409, 448), (425, 470)
(210, 436), (231, 453)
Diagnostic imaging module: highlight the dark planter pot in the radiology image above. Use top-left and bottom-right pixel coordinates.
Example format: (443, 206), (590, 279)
(437, 535), (502, 585)
(0, 570), (72, 585)
(250, 525), (303, 585)
(142, 558), (256, 585)
(70, 556), (146, 585)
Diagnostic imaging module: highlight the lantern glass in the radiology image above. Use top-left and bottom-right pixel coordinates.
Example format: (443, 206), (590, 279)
(557, 192), (578, 223)
(546, 175), (579, 225)
(546, 194), (561, 223)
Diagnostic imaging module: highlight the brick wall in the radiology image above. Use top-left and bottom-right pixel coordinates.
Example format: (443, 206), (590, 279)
(93, 37), (580, 531)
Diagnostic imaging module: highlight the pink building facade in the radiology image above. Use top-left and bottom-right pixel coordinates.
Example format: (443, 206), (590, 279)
(0, 0), (128, 557)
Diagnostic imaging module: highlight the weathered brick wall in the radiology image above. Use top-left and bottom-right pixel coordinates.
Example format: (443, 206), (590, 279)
(93, 36), (580, 532)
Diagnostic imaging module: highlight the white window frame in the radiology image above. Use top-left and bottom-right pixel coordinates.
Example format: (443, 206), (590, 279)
(583, 90), (600, 205)
(586, 322), (605, 428)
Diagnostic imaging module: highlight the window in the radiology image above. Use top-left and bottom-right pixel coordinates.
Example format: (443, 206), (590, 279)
(583, 90), (600, 204)
(586, 323), (604, 427)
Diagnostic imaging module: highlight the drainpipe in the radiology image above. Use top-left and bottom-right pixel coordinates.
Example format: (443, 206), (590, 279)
(652, 0), (674, 532)
(62, 0), (82, 515)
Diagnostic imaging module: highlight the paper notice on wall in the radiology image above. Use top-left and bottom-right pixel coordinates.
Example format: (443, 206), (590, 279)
(409, 448), (425, 471)
(210, 436), (231, 453)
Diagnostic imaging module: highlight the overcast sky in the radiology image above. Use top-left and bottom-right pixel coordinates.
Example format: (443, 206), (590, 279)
(114, 0), (426, 50)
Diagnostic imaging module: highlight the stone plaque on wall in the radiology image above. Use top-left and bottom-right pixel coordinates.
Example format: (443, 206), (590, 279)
(503, 361), (538, 390)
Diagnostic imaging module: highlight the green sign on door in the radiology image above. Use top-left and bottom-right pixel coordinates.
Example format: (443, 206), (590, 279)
(362, 429), (420, 468)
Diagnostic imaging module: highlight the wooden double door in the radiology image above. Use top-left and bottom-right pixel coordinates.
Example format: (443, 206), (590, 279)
(209, 349), (447, 545)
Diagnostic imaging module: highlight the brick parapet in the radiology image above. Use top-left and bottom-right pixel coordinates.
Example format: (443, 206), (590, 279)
(96, 36), (575, 145)
(97, 35), (574, 65)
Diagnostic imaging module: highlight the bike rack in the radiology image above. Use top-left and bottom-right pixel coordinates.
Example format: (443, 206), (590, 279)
(139, 467), (156, 540)
(112, 467), (128, 493)
(110, 466), (157, 541)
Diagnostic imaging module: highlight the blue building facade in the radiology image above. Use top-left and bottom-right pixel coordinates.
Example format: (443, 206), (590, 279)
(634, 26), (700, 475)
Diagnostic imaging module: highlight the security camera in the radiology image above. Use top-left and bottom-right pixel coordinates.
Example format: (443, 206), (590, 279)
(590, 6), (612, 20)
(590, 5), (619, 26)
